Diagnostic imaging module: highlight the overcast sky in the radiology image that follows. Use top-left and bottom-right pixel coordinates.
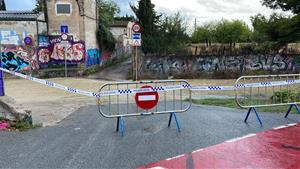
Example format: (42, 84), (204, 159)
(6, 0), (291, 28)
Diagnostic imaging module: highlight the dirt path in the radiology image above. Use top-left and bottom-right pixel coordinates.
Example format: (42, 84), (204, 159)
(5, 78), (107, 126)
(88, 59), (131, 81)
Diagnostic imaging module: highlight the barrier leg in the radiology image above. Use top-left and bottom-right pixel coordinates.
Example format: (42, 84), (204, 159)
(168, 113), (173, 127)
(120, 117), (125, 137)
(244, 108), (252, 123)
(116, 117), (120, 132)
(244, 107), (262, 126)
(168, 112), (181, 132)
(253, 108), (263, 126)
(285, 104), (300, 118)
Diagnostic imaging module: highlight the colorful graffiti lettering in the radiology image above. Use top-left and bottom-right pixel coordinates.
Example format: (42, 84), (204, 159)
(1, 51), (30, 71)
(143, 54), (299, 76)
(37, 35), (85, 65)
(86, 49), (100, 67)
(1, 45), (38, 71)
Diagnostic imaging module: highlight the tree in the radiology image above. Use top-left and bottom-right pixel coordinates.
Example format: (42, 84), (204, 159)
(97, 0), (120, 51)
(98, 0), (120, 26)
(33, 0), (45, 13)
(191, 23), (216, 45)
(131, 0), (161, 54)
(192, 20), (252, 46)
(214, 20), (252, 46)
(262, 0), (300, 14)
(160, 13), (189, 53)
(251, 13), (299, 43)
(0, 0), (6, 11)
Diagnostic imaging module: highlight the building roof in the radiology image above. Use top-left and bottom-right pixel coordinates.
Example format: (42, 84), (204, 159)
(0, 11), (42, 21)
(110, 20), (129, 28)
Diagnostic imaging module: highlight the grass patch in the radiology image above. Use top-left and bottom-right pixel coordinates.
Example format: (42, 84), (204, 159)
(9, 122), (42, 132)
(1, 117), (42, 132)
(191, 98), (299, 113)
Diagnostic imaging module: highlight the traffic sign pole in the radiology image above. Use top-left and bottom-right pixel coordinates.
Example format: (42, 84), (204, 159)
(0, 39), (4, 96)
(135, 46), (138, 81)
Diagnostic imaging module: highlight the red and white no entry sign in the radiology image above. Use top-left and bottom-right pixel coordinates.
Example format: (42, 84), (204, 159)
(135, 85), (159, 110)
(132, 23), (141, 33)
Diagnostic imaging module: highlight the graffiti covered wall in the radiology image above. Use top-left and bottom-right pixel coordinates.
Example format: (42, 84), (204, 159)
(142, 54), (298, 78)
(0, 29), (38, 71)
(86, 49), (100, 67)
(1, 45), (38, 71)
(37, 35), (85, 65)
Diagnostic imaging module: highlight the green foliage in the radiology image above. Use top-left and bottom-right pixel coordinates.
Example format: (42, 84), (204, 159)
(191, 23), (215, 45)
(131, 0), (161, 54)
(271, 90), (300, 103)
(0, 0), (6, 11)
(33, 0), (45, 13)
(251, 13), (299, 44)
(262, 0), (300, 14)
(9, 122), (42, 132)
(159, 13), (189, 54)
(98, 0), (120, 26)
(96, 0), (119, 51)
(191, 20), (252, 46)
(97, 24), (116, 51)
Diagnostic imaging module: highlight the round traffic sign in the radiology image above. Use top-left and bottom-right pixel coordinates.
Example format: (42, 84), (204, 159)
(135, 85), (159, 110)
(61, 33), (68, 41)
(132, 23), (141, 33)
(24, 36), (33, 45)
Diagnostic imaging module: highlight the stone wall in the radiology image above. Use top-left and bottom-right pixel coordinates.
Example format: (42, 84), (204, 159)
(141, 54), (299, 79)
(46, 0), (83, 40)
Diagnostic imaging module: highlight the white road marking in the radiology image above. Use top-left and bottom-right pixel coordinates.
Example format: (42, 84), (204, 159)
(226, 133), (256, 143)
(166, 154), (185, 161)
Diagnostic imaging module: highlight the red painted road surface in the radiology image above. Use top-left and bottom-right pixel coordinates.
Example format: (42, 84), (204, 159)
(137, 123), (300, 169)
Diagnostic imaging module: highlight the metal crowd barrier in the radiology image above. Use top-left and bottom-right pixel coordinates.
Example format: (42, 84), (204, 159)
(97, 80), (192, 136)
(235, 74), (300, 125)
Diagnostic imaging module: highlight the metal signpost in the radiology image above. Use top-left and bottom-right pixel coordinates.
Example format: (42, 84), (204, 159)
(0, 39), (4, 96)
(132, 33), (141, 81)
(61, 27), (69, 78)
(131, 23), (141, 81)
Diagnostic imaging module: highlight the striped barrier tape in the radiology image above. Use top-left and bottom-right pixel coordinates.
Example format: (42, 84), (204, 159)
(1, 68), (300, 97)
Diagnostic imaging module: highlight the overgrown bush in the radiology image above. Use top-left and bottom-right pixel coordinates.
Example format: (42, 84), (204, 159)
(271, 90), (300, 103)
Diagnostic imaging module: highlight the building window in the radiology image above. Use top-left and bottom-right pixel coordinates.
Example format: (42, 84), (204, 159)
(56, 3), (72, 15)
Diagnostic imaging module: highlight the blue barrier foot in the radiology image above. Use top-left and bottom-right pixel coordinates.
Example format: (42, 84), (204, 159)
(116, 117), (125, 137)
(244, 107), (263, 126)
(285, 104), (300, 118)
(168, 112), (181, 132)
(120, 117), (125, 137)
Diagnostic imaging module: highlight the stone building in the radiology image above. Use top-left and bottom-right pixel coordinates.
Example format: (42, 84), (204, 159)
(0, 11), (46, 45)
(46, 0), (98, 50)
(0, 0), (100, 72)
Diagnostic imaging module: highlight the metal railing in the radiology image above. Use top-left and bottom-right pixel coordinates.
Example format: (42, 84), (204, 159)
(97, 80), (192, 136)
(235, 74), (300, 125)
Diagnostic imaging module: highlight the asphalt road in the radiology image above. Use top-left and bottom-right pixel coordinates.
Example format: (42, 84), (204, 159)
(0, 104), (300, 169)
